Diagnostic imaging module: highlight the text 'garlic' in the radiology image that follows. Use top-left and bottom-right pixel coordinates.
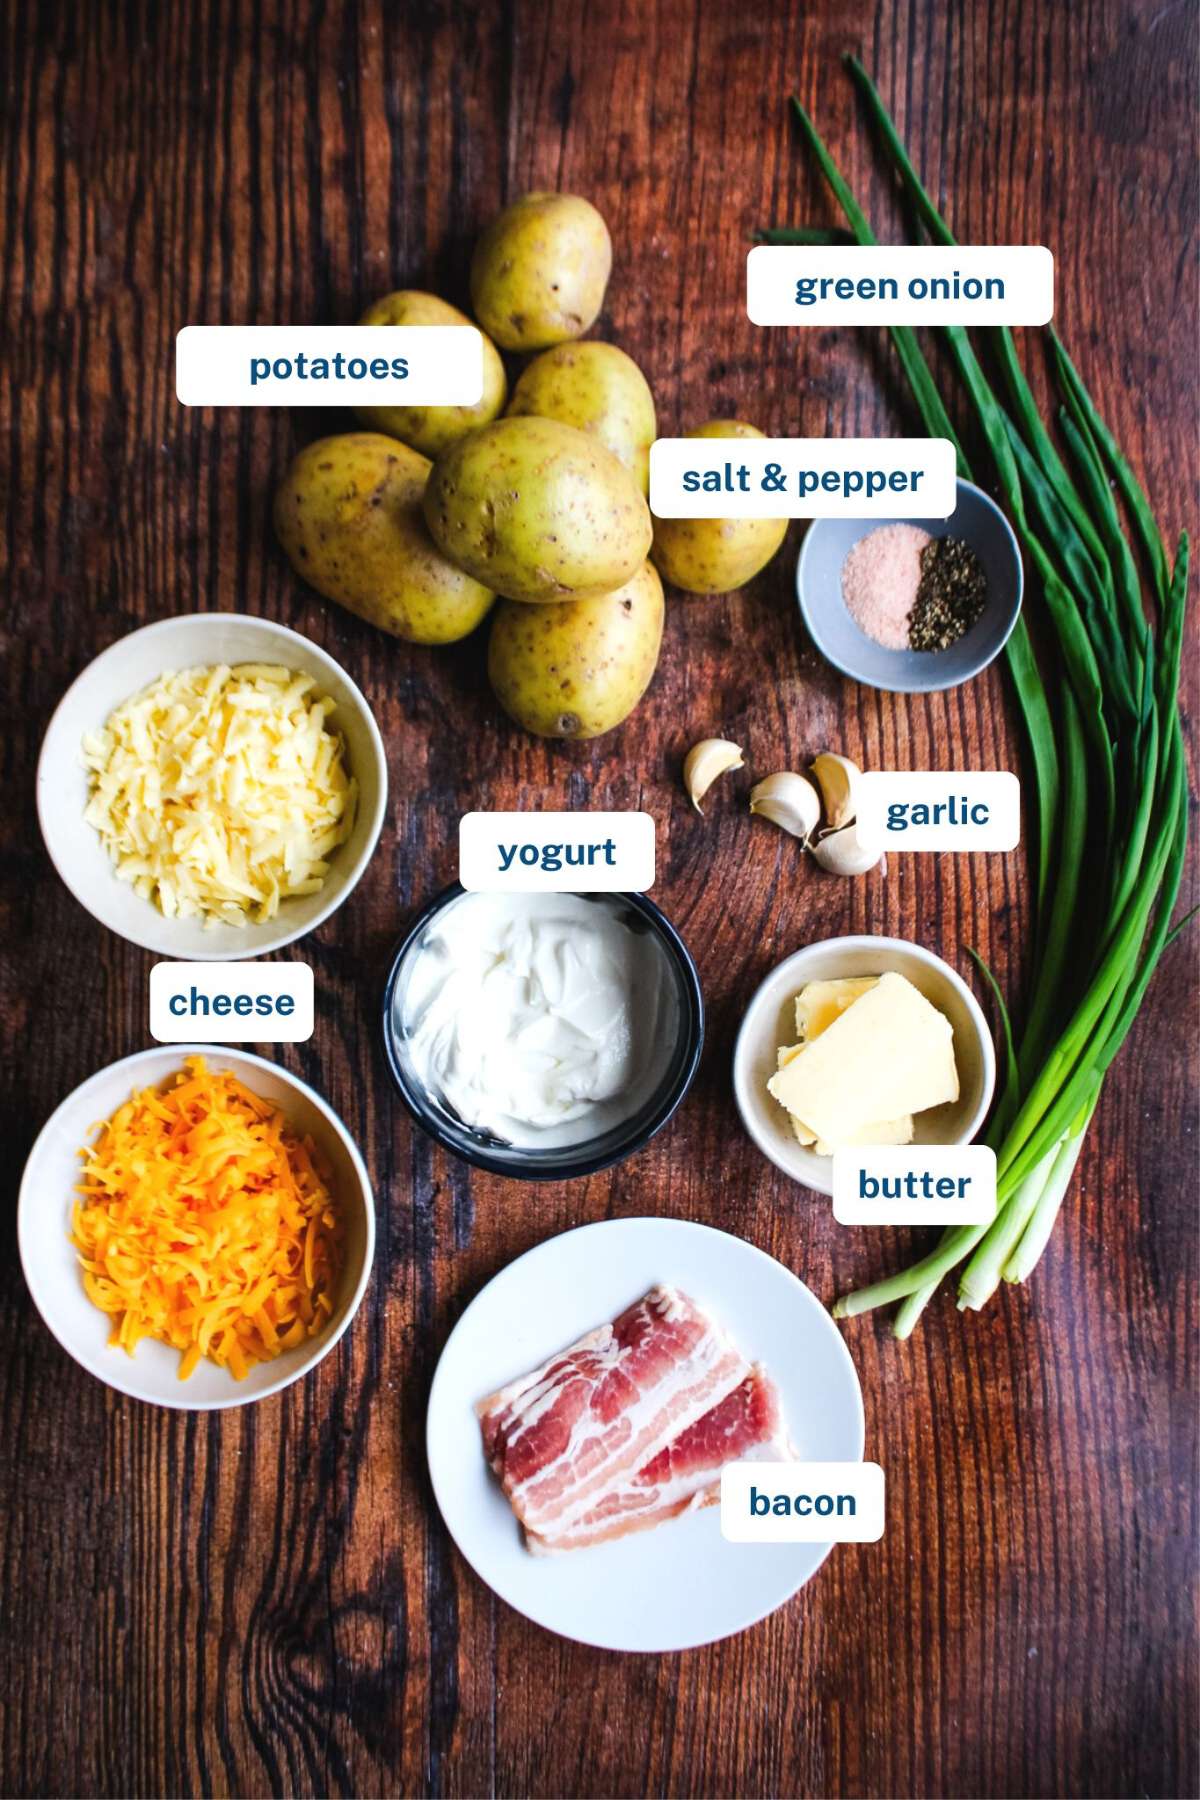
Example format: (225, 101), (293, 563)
(749, 771), (822, 845)
(683, 738), (744, 812)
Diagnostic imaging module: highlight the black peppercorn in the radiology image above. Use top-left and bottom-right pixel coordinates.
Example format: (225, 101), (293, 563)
(909, 536), (989, 652)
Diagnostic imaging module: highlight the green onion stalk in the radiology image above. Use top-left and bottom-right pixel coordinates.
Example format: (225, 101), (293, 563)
(762, 60), (1192, 1335)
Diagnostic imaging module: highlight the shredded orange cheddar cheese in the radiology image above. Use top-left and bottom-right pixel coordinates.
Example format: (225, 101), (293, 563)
(71, 1055), (344, 1380)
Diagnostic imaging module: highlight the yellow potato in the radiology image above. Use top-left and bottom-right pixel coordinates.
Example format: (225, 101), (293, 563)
(470, 192), (612, 352)
(423, 415), (652, 605)
(274, 433), (495, 645)
(354, 290), (507, 457)
(488, 562), (664, 739)
(651, 419), (789, 594)
(507, 342), (656, 493)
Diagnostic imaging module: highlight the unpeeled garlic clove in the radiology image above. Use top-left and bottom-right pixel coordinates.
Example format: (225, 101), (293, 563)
(810, 821), (884, 876)
(749, 771), (822, 845)
(810, 752), (861, 831)
(683, 738), (744, 812)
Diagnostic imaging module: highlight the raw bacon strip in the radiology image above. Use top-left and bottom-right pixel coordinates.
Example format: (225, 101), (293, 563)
(528, 1365), (793, 1554)
(476, 1287), (749, 1539)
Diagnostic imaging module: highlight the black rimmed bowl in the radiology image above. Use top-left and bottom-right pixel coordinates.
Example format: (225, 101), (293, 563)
(381, 884), (704, 1180)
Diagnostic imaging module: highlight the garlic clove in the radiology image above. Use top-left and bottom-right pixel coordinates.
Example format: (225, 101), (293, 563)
(749, 771), (822, 845)
(683, 738), (744, 812)
(810, 752), (861, 831)
(810, 820), (884, 876)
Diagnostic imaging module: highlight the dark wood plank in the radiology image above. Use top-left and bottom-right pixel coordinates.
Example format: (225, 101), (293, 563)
(0, 1), (1195, 1795)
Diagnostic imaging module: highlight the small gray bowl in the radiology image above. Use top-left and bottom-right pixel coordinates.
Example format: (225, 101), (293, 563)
(796, 477), (1023, 694)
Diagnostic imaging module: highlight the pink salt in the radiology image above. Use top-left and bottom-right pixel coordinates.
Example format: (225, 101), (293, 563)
(840, 523), (932, 649)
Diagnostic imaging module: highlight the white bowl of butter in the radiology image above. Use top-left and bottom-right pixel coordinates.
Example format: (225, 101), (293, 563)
(732, 936), (996, 1195)
(37, 612), (387, 960)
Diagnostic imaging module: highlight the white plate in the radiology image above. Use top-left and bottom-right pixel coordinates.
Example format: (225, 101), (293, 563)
(426, 1217), (864, 1651)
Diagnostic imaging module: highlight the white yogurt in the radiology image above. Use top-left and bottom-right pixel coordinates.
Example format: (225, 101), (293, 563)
(397, 892), (675, 1150)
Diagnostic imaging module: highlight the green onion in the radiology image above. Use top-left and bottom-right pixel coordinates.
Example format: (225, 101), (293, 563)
(772, 64), (1191, 1334)
(1002, 1095), (1096, 1285)
(958, 1140), (1063, 1311)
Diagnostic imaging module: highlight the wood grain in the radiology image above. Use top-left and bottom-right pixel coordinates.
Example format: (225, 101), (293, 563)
(1, 1), (1196, 1795)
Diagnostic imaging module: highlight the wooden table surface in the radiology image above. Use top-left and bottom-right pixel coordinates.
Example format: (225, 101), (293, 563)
(2, 2), (1196, 1795)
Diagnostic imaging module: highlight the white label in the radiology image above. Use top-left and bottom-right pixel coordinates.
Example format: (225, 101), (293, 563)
(833, 1145), (997, 1226)
(649, 437), (956, 520)
(149, 962), (314, 1042)
(856, 771), (1021, 852)
(721, 1461), (885, 1543)
(459, 812), (655, 893)
(747, 245), (1054, 326)
(176, 325), (484, 407)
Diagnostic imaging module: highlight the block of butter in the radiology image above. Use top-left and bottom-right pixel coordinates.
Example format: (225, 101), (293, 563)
(777, 1022), (913, 1150)
(768, 969), (958, 1150)
(813, 1114), (914, 1158)
(795, 975), (915, 1147)
(777, 1043), (817, 1144)
(794, 976), (879, 1042)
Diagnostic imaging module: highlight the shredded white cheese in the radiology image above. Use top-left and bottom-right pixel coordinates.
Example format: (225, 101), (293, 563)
(81, 662), (358, 927)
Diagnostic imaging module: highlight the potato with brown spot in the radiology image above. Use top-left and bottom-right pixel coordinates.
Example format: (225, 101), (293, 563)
(651, 419), (789, 594)
(423, 415), (652, 605)
(274, 433), (495, 644)
(488, 560), (664, 739)
(470, 193), (612, 352)
(354, 290), (507, 457)
(506, 342), (656, 493)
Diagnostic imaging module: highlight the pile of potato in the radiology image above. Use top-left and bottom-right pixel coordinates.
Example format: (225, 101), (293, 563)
(274, 192), (788, 740)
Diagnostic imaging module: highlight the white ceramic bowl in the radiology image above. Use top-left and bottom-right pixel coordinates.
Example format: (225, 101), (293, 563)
(733, 935), (996, 1195)
(37, 612), (387, 960)
(18, 1045), (375, 1409)
(796, 478), (1023, 694)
